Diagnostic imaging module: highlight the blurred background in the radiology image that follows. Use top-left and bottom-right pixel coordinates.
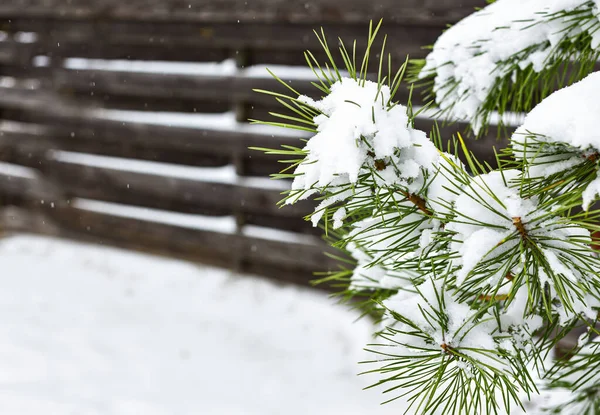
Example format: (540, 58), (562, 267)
(0, 0), (491, 413)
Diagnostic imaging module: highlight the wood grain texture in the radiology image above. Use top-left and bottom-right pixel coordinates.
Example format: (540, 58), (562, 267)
(0, 0), (482, 25)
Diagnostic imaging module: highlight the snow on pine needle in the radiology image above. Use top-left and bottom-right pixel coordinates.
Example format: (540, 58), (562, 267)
(347, 242), (416, 291)
(442, 169), (600, 322)
(253, 20), (600, 415)
(290, 77), (439, 227)
(364, 277), (533, 414)
(541, 335), (600, 414)
(415, 0), (600, 134)
(512, 71), (600, 210)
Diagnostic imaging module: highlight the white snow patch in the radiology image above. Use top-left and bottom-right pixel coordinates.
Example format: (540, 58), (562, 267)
(90, 109), (309, 138)
(515, 72), (600, 152)
(73, 198), (237, 234)
(63, 58), (330, 81)
(50, 150), (288, 190)
(13, 32), (38, 43)
(513, 72), (600, 209)
(64, 58), (239, 76)
(0, 234), (401, 414)
(242, 225), (320, 246)
(0, 162), (37, 179)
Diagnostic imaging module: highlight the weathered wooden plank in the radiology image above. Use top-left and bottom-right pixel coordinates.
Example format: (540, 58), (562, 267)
(0, 166), (63, 208)
(0, 66), (421, 116)
(0, 0), (481, 25)
(0, 39), (327, 67)
(0, 204), (337, 287)
(50, 68), (421, 111)
(0, 116), (288, 177)
(0, 20), (441, 62)
(0, 88), (299, 175)
(0, 120), (232, 168)
(0, 167), (337, 286)
(51, 69), (321, 105)
(0, 145), (317, 234)
(0, 40), (230, 64)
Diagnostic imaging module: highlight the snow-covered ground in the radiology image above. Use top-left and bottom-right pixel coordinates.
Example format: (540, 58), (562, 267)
(0, 234), (398, 415)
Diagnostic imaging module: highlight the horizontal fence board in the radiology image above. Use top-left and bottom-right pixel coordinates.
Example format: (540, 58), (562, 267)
(0, 20), (441, 63)
(0, 39), (353, 67)
(0, 120), (233, 168)
(0, 181), (338, 287)
(50, 68), (420, 112)
(0, 168), (64, 208)
(52, 69), (321, 105)
(0, 66), (422, 116)
(0, 40), (231, 63)
(0, 145), (317, 235)
(0, 87), (299, 175)
(0, 0), (480, 25)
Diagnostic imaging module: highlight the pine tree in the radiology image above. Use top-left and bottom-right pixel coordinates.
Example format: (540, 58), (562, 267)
(252, 1), (600, 413)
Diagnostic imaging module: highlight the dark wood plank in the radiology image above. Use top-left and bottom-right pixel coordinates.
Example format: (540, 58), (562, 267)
(0, 66), (422, 115)
(0, 165), (63, 208)
(0, 145), (317, 234)
(0, 20), (441, 62)
(50, 69), (322, 106)
(0, 168), (338, 287)
(0, 203), (337, 287)
(0, 88), (301, 175)
(0, 0), (481, 25)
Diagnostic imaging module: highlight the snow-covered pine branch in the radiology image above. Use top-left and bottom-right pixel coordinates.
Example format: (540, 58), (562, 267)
(513, 71), (600, 210)
(415, 0), (600, 134)
(253, 18), (600, 415)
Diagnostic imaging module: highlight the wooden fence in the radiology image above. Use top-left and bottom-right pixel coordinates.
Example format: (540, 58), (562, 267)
(0, 0), (499, 286)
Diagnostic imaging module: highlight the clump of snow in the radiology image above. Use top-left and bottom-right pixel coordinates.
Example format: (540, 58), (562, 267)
(446, 170), (524, 284)
(512, 71), (600, 209)
(290, 78), (439, 215)
(346, 242), (415, 291)
(348, 207), (432, 266)
(421, 0), (600, 132)
(514, 72), (600, 153)
(377, 278), (517, 413)
(332, 206), (347, 229)
(426, 154), (465, 216)
(383, 279), (483, 352)
(444, 169), (599, 321)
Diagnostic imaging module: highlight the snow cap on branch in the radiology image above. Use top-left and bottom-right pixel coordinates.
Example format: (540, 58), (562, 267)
(513, 71), (600, 209)
(420, 0), (600, 132)
(290, 78), (439, 199)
